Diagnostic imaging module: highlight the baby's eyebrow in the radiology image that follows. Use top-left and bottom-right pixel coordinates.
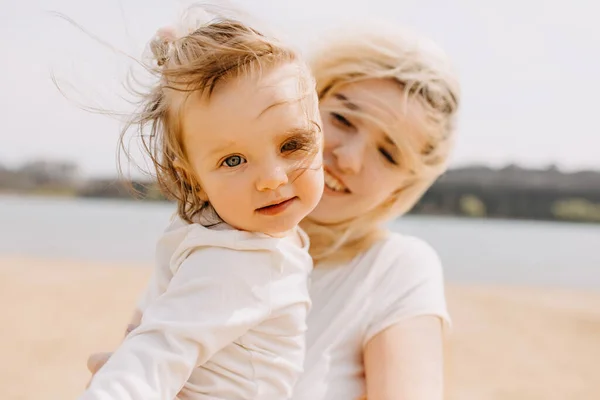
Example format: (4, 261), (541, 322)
(257, 99), (290, 118)
(205, 140), (237, 158)
(256, 93), (313, 119)
(279, 125), (319, 139)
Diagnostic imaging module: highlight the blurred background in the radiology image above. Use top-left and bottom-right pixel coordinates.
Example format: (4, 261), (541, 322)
(1, 0), (598, 399)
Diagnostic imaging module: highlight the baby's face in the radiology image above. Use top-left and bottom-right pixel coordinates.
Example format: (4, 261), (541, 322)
(180, 62), (324, 236)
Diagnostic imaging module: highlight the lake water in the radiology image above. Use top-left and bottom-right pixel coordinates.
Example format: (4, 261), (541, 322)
(1, 195), (599, 289)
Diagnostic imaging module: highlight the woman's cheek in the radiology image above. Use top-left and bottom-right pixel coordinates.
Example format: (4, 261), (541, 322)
(322, 122), (343, 147)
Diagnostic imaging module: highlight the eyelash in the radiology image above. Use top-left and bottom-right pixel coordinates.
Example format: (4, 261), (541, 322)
(379, 148), (398, 165)
(219, 136), (312, 168)
(221, 155), (246, 168)
(330, 112), (354, 129)
(281, 139), (302, 153)
(331, 112), (398, 166)
(281, 132), (316, 154)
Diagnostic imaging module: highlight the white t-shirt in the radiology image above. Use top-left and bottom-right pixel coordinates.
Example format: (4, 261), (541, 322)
(291, 232), (450, 400)
(82, 217), (312, 400)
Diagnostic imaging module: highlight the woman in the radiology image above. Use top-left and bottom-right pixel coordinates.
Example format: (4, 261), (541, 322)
(88, 22), (460, 400)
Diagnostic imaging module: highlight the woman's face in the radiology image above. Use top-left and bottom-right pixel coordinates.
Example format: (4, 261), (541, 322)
(308, 78), (427, 224)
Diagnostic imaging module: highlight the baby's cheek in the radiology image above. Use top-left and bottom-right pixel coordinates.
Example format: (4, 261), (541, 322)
(203, 180), (239, 213)
(215, 187), (243, 208)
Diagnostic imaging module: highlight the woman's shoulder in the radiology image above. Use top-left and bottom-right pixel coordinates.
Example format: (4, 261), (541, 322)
(343, 232), (445, 302)
(361, 232), (449, 342)
(364, 232), (442, 276)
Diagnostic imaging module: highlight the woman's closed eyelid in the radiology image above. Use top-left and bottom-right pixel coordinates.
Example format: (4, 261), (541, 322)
(379, 147), (398, 165)
(330, 112), (355, 130)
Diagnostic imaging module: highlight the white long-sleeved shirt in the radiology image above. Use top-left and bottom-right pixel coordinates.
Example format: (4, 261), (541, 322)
(81, 217), (312, 400)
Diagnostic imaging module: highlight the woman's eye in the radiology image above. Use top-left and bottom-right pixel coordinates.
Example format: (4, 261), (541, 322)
(379, 148), (398, 165)
(330, 112), (354, 129)
(222, 155), (246, 167)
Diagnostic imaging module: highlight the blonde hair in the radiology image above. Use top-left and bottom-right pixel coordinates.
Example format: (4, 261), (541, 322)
(301, 23), (461, 263)
(118, 6), (318, 224)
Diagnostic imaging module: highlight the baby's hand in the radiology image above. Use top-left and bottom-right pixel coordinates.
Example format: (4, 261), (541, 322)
(85, 322), (138, 386)
(86, 350), (187, 398)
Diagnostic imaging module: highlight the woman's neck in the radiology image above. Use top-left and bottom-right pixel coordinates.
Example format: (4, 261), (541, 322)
(301, 219), (389, 266)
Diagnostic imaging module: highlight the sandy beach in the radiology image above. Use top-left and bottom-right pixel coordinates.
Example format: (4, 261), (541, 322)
(1, 256), (599, 400)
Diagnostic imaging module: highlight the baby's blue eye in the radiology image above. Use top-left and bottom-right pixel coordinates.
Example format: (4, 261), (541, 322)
(222, 155), (246, 167)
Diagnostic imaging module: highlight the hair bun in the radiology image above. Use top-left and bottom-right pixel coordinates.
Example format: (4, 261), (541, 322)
(150, 27), (178, 67)
(148, 6), (215, 67)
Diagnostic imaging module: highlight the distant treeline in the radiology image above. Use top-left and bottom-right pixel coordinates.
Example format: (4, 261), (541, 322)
(1, 160), (600, 223)
(413, 165), (600, 222)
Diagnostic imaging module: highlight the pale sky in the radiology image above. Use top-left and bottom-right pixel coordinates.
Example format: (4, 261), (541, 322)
(1, 0), (598, 177)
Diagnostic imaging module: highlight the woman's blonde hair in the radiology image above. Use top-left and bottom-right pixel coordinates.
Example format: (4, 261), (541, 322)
(301, 23), (461, 263)
(119, 6), (317, 224)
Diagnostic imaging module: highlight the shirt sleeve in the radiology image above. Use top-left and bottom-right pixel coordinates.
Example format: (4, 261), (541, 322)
(135, 261), (171, 312)
(363, 236), (450, 346)
(80, 247), (275, 400)
(136, 218), (189, 312)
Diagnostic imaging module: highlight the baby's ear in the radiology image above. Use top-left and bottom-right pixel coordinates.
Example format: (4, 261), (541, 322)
(173, 159), (208, 202)
(173, 159), (190, 184)
(172, 158), (185, 171)
(196, 187), (209, 202)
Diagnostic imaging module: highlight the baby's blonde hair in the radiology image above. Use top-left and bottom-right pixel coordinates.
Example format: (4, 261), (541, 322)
(121, 6), (317, 224)
(301, 23), (461, 263)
